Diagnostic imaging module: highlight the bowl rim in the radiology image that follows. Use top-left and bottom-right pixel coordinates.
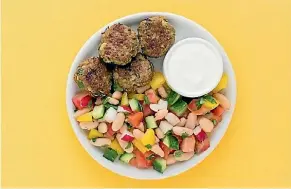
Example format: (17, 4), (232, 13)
(66, 11), (237, 180)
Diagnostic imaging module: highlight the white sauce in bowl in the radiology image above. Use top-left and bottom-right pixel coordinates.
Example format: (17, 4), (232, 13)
(163, 38), (223, 97)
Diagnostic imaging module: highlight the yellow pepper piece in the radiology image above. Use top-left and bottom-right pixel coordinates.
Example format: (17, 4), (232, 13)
(141, 129), (156, 146)
(213, 74), (228, 93)
(132, 94), (145, 101)
(88, 129), (103, 139)
(121, 92), (129, 106)
(203, 98), (219, 110)
(77, 112), (93, 122)
(110, 138), (124, 154)
(150, 72), (166, 90)
(132, 139), (148, 153)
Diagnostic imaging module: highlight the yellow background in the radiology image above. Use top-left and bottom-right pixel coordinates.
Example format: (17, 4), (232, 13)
(2, 0), (291, 188)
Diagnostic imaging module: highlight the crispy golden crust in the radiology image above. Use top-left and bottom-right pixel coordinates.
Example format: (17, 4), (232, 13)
(113, 54), (153, 92)
(74, 57), (112, 96)
(138, 16), (175, 57)
(99, 24), (139, 65)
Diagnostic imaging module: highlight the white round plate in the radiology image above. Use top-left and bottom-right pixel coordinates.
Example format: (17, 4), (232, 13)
(66, 12), (236, 180)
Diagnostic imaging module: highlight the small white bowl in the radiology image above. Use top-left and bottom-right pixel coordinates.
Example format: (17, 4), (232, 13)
(66, 12), (237, 180)
(163, 37), (223, 97)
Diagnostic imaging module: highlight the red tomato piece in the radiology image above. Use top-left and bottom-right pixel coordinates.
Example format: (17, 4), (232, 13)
(159, 141), (171, 159)
(128, 112), (144, 128)
(145, 89), (159, 104)
(211, 105), (225, 117)
(133, 149), (151, 169)
(143, 104), (154, 117)
(188, 99), (198, 112)
(72, 91), (92, 110)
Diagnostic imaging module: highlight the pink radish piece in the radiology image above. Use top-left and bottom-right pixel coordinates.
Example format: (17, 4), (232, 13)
(195, 137), (210, 154)
(117, 106), (132, 113)
(193, 126), (207, 142)
(120, 130), (135, 142)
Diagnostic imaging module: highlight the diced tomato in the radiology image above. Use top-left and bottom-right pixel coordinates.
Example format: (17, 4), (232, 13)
(143, 104), (154, 117)
(188, 99), (198, 111)
(211, 105), (225, 117)
(120, 105), (133, 113)
(159, 141), (171, 159)
(106, 123), (115, 137)
(127, 112), (144, 128)
(132, 149), (151, 169)
(129, 158), (137, 167)
(145, 89), (159, 104)
(72, 91), (92, 110)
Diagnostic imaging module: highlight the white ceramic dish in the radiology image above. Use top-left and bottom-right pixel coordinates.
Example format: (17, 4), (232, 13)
(66, 12), (236, 180)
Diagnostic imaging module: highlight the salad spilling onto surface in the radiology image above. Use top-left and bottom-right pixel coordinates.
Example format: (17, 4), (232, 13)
(72, 72), (230, 173)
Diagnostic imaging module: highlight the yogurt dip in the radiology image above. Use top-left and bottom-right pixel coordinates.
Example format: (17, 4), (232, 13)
(163, 38), (223, 97)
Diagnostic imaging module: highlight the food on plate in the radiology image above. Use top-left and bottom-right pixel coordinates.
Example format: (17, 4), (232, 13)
(74, 57), (112, 96)
(138, 16), (175, 57)
(99, 23), (139, 65)
(71, 16), (231, 174)
(113, 54), (154, 92)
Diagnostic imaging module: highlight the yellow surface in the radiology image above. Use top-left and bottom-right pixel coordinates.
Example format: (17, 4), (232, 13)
(2, 0), (291, 187)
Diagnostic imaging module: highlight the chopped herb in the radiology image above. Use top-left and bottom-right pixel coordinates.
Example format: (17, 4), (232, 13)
(195, 100), (202, 109)
(125, 143), (132, 149)
(92, 138), (96, 142)
(144, 95), (150, 104)
(104, 103), (118, 110)
(145, 144), (152, 149)
(77, 80), (85, 89)
(181, 132), (189, 139)
(77, 68), (84, 76)
(174, 150), (183, 158)
(146, 154), (155, 160)
(212, 120), (217, 125)
(126, 123), (132, 129)
(203, 95), (217, 104)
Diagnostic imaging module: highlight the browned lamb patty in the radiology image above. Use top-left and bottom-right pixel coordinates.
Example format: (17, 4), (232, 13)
(74, 57), (112, 96)
(138, 16), (175, 57)
(113, 54), (153, 92)
(99, 23), (139, 65)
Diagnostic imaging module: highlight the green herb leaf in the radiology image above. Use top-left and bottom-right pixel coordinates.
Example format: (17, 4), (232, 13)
(144, 95), (150, 104)
(92, 138), (96, 142)
(146, 154), (155, 160)
(174, 150), (183, 158)
(77, 80), (85, 89)
(125, 143), (132, 149)
(212, 120), (217, 125)
(145, 144), (152, 149)
(181, 132), (189, 139)
(77, 68), (84, 76)
(126, 123), (132, 129)
(203, 95), (217, 104)
(104, 103), (118, 110)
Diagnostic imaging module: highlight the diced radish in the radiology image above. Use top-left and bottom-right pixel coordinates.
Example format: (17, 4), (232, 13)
(121, 130), (135, 142)
(199, 117), (214, 132)
(159, 121), (173, 134)
(117, 106), (132, 113)
(145, 89), (159, 104)
(116, 133), (133, 153)
(127, 112), (143, 128)
(165, 113), (180, 126)
(195, 137), (210, 153)
(143, 104), (154, 117)
(104, 107), (117, 123)
(72, 91), (92, 110)
(181, 135), (195, 152)
(211, 105), (225, 117)
(193, 126), (207, 142)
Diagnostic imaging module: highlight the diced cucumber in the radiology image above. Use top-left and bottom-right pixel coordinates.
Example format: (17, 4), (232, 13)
(119, 153), (135, 163)
(163, 135), (179, 150)
(103, 148), (118, 162)
(153, 158), (167, 173)
(167, 90), (181, 105)
(92, 105), (105, 119)
(113, 82), (123, 92)
(129, 98), (141, 112)
(169, 99), (188, 116)
(145, 116), (158, 129)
